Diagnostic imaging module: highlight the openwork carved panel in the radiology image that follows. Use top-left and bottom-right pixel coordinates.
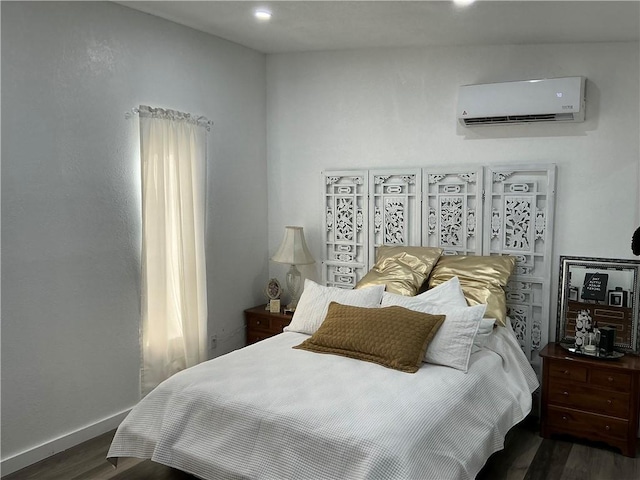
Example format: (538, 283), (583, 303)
(383, 198), (405, 244)
(504, 196), (534, 251)
(439, 196), (464, 247)
(506, 280), (544, 355)
(369, 170), (421, 267)
(422, 168), (483, 255)
(508, 304), (529, 348)
(334, 197), (356, 240)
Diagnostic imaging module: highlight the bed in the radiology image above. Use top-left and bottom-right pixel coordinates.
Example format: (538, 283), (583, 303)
(108, 250), (539, 480)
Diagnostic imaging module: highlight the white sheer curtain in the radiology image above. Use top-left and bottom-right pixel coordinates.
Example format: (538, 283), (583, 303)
(138, 105), (208, 396)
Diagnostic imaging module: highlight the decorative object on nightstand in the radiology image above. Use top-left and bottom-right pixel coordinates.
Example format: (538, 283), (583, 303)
(540, 342), (640, 457)
(574, 309), (592, 348)
(600, 326), (617, 355)
(265, 278), (282, 313)
(271, 226), (315, 313)
(582, 329), (600, 355)
(244, 305), (292, 345)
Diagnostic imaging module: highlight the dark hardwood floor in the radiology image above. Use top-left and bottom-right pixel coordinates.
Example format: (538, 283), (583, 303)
(3, 418), (639, 479)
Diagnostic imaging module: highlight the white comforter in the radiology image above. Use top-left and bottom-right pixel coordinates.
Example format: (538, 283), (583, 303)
(108, 325), (538, 480)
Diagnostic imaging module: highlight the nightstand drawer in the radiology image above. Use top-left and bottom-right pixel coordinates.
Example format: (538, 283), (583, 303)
(247, 316), (275, 333)
(547, 406), (628, 441)
(247, 331), (272, 344)
(549, 362), (588, 383)
(548, 382), (629, 418)
(247, 315), (291, 334)
(590, 369), (632, 392)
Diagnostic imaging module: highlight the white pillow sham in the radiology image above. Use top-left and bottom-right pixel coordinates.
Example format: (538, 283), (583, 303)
(414, 276), (468, 307)
(471, 318), (497, 353)
(381, 292), (486, 372)
(284, 279), (385, 335)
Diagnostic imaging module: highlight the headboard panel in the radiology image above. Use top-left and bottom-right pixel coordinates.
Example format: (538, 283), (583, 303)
(486, 166), (556, 369)
(322, 164), (556, 371)
(322, 171), (368, 289)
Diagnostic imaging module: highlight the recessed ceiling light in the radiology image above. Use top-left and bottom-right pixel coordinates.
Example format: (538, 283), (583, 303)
(254, 9), (272, 21)
(453, 0), (476, 6)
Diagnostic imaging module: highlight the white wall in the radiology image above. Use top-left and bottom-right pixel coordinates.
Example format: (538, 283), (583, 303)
(1, 1), (267, 472)
(3, 2), (639, 472)
(266, 42), (640, 336)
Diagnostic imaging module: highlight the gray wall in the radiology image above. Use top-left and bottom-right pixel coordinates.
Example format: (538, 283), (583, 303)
(266, 42), (640, 337)
(1, 1), (268, 468)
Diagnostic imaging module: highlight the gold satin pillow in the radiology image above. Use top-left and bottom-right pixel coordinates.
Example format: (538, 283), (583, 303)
(428, 255), (516, 326)
(355, 246), (443, 296)
(294, 302), (445, 373)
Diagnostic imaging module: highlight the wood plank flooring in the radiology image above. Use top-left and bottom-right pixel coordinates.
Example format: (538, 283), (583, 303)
(4, 418), (639, 479)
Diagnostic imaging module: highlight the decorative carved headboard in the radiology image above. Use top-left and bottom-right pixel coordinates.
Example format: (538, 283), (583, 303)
(322, 164), (556, 371)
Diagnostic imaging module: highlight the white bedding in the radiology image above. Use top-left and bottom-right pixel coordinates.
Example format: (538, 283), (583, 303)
(108, 323), (538, 480)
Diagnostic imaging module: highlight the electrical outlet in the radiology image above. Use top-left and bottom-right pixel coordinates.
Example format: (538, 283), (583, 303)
(210, 335), (217, 350)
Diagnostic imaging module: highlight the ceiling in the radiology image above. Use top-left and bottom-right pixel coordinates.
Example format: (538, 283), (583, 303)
(119, 1), (640, 54)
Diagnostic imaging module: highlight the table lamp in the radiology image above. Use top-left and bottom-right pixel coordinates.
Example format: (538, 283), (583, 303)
(271, 226), (315, 312)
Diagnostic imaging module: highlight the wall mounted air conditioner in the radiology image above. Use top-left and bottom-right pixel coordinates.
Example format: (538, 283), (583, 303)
(457, 76), (586, 126)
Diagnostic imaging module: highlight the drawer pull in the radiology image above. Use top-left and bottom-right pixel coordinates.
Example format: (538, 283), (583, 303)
(605, 425), (611, 431)
(256, 320), (261, 325)
(562, 416), (568, 421)
(562, 391), (569, 396)
(564, 370), (570, 375)
(607, 399), (612, 405)
(608, 376), (614, 382)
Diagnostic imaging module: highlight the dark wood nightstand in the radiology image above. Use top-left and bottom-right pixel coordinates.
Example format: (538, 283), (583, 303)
(244, 305), (293, 345)
(540, 342), (640, 457)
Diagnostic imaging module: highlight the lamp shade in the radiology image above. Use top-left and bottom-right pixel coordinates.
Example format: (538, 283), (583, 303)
(271, 226), (315, 265)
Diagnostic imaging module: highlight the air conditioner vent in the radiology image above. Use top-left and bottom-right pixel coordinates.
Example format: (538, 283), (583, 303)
(463, 113), (576, 126)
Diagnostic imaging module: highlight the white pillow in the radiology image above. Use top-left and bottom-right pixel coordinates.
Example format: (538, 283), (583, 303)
(284, 279), (385, 335)
(414, 276), (468, 307)
(381, 292), (486, 372)
(471, 318), (497, 353)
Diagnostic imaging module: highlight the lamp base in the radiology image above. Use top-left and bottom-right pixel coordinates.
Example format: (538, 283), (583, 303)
(285, 264), (302, 312)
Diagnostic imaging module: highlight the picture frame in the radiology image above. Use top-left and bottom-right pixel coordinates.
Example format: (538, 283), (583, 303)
(264, 278), (283, 311)
(608, 289), (628, 308)
(557, 256), (640, 353)
(265, 278), (282, 300)
(580, 272), (609, 302)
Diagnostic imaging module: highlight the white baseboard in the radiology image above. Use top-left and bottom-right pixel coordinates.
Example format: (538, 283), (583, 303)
(1, 407), (133, 477)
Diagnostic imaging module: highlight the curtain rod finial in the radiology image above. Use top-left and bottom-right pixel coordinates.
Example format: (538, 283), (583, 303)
(124, 107), (139, 119)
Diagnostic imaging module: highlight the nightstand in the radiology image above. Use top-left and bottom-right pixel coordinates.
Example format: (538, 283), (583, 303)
(244, 305), (293, 345)
(540, 342), (640, 457)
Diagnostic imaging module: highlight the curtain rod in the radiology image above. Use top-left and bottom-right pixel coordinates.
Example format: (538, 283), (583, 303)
(125, 106), (213, 131)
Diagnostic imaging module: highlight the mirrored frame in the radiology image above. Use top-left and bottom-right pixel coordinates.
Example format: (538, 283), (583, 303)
(557, 256), (640, 353)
